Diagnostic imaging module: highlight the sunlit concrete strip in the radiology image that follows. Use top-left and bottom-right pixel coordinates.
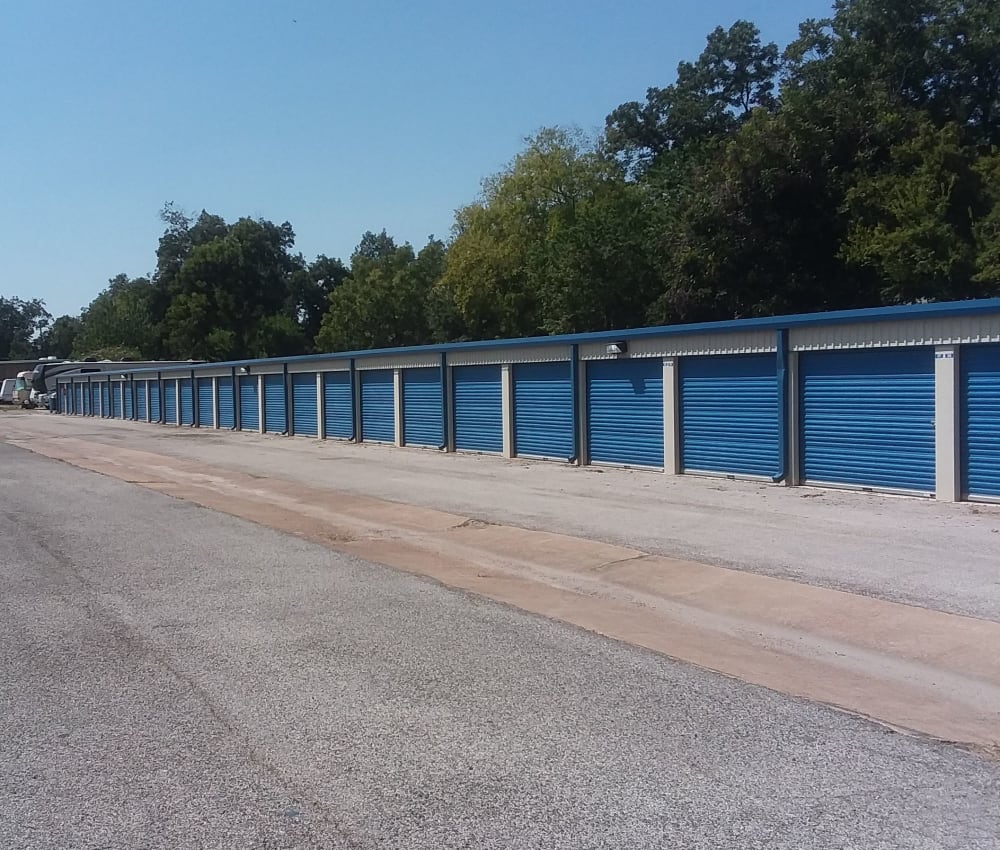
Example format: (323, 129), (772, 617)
(6, 430), (1000, 752)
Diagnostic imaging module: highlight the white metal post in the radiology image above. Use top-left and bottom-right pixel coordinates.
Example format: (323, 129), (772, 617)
(394, 368), (404, 446)
(257, 375), (265, 434)
(316, 372), (325, 439)
(501, 364), (514, 458)
(663, 358), (680, 474)
(935, 345), (960, 502)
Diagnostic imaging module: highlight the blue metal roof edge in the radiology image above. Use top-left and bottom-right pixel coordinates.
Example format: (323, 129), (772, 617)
(58, 297), (1000, 381)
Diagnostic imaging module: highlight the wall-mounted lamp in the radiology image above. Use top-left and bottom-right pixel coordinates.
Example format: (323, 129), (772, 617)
(118, 373), (127, 380)
(605, 341), (628, 355)
(239, 365), (250, 374)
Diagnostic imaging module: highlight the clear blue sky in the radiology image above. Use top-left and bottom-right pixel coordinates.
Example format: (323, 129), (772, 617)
(1, 0), (834, 318)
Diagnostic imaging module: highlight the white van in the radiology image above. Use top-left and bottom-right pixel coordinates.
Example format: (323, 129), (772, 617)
(0, 378), (15, 404)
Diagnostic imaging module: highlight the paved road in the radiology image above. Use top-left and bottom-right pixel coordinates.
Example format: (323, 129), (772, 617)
(2, 444), (999, 849)
(10, 413), (1000, 619)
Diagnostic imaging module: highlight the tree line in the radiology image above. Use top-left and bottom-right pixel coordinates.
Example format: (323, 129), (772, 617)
(3, 0), (998, 362)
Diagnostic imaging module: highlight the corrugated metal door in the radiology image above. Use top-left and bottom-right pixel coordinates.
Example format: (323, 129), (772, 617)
(239, 376), (259, 431)
(680, 354), (779, 477)
(514, 362), (573, 460)
(197, 378), (213, 427)
(101, 383), (111, 418)
(150, 381), (162, 422)
(800, 348), (935, 492)
(136, 381), (148, 421)
(112, 383), (123, 418)
(263, 374), (287, 433)
(74, 384), (84, 415)
(587, 359), (663, 468)
(402, 368), (443, 447)
(164, 381), (178, 424)
(90, 384), (99, 416)
(962, 344), (1000, 498)
(360, 369), (395, 443)
(179, 379), (194, 425)
(291, 373), (318, 436)
(123, 383), (134, 420)
(217, 377), (235, 429)
(323, 372), (352, 439)
(453, 365), (503, 453)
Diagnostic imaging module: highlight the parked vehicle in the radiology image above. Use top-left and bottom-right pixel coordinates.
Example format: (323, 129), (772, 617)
(12, 371), (35, 408)
(0, 378), (15, 405)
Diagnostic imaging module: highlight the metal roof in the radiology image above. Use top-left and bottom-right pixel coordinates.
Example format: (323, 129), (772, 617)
(56, 297), (1000, 381)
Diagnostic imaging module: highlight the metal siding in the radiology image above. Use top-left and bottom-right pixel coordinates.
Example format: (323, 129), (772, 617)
(680, 354), (779, 477)
(123, 383), (134, 419)
(402, 368), (443, 447)
(453, 365), (503, 453)
(112, 383), (123, 418)
(90, 384), (100, 416)
(239, 376), (259, 431)
(197, 378), (213, 426)
(263, 374), (287, 433)
(800, 348), (935, 492)
(136, 381), (148, 420)
(150, 381), (162, 421)
(360, 369), (395, 443)
(217, 377), (235, 429)
(513, 362), (574, 460)
(291, 372), (318, 436)
(586, 359), (664, 468)
(962, 344), (1000, 498)
(101, 383), (111, 418)
(179, 379), (194, 425)
(164, 381), (177, 424)
(323, 371), (353, 439)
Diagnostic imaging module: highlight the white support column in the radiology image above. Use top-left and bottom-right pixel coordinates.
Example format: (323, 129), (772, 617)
(257, 375), (265, 434)
(211, 377), (219, 428)
(316, 372), (325, 439)
(145, 381), (151, 422)
(663, 358), (680, 474)
(935, 345), (960, 502)
(501, 364), (514, 458)
(577, 360), (589, 465)
(393, 369), (404, 446)
(786, 351), (800, 486)
(174, 379), (181, 425)
(445, 366), (455, 452)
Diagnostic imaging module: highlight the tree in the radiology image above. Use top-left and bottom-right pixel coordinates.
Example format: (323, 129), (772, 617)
(36, 315), (82, 359)
(0, 297), (51, 359)
(74, 274), (155, 359)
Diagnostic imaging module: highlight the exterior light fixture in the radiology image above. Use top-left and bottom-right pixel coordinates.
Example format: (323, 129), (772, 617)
(605, 341), (628, 355)
(239, 365), (250, 374)
(119, 373), (127, 380)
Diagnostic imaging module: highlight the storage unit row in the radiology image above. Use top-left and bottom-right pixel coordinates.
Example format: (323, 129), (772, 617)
(53, 300), (1000, 501)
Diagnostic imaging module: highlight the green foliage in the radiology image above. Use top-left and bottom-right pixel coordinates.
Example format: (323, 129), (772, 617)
(37, 315), (82, 359)
(0, 297), (51, 359)
(73, 274), (155, 359)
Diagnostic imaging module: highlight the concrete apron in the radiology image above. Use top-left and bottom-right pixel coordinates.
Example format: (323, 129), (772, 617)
(9, 433), (1000, 754)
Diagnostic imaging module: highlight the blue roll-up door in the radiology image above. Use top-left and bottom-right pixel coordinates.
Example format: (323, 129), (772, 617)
(962, 344), (1000, 498)
(136, 381), (148, 421)
(101, 383), (111, 418)
(112, 383), (122, 418)
(150, 381), (162, 422)
(514, 362), (573, 460)
(680, 354), (779, 477)
(74, 385), (84, 415)
(239, 376), (259, 431)
(360, 369), (395, 443)
(164, 380), (178, 424)
(217, 377), (235, 429)
(291, 373), (318, 436)
(587, 359), (663, 468)
(323, 371), (353, 439)
(179, 379), (194, 425)
(123, 383), (134, 420)
(453, 365), (503, 453)
(263, 374), (287, 434)
(197, 378), (213, 427)
(402, 368), (443, 448)
(91, 384), (100, 416)
(800, 348), (935, 493)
